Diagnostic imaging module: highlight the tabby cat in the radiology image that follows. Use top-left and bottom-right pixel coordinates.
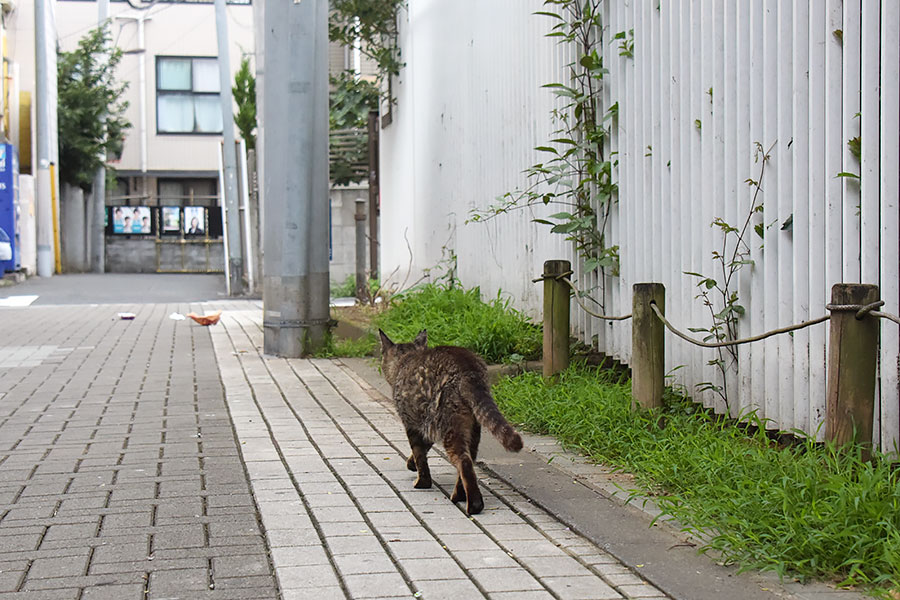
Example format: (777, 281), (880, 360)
(379, 329), (523, 515)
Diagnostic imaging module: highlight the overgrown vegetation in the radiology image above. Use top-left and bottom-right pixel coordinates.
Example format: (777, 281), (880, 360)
(494, 364), (900, 593)
(57, 25), (130, 189)
(374, 284), (542, 364)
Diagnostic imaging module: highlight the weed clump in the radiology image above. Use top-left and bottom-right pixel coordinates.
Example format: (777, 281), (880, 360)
(374, 284), (542, 364)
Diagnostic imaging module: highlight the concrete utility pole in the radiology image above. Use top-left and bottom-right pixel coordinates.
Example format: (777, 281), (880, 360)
(34, 0), (54, 277)
(91, 0), (110, 274)
(262, 0), (330, 357)
(214, 0), (243, 295)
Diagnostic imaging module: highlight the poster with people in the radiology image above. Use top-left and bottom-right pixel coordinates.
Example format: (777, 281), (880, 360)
(184, 207), (205, 237)
(112, 206), (151, 234)
(161, 207), (181, 233)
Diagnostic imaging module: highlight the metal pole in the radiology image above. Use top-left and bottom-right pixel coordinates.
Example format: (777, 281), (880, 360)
(34, 0), (54, 277)
(262, 0), (330, 357)
(239, 138), (255, 293)
(355, 199), (367, 303)
(214, 0), (244, 295)
(367, 110), (379, 279)
(91, 0), (110, 273)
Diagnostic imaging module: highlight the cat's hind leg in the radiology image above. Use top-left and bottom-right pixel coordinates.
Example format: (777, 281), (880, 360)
(406, 428), (433, 489)
(445, 429), (483, 515)
(451, 422), (482, 504)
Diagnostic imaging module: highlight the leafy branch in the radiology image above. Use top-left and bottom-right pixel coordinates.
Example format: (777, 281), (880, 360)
(469, 0), (620, 281)
(328, 0), (405, 83)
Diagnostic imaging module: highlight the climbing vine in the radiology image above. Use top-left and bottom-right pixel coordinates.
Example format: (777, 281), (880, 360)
(469, 0), (619, 283)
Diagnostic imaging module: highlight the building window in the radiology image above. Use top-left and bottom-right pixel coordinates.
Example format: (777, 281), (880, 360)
(156, 57), (222, 134)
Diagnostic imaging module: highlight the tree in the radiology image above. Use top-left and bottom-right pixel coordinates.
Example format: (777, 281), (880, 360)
(329, 70), (378, 186)
(328, 0), (404, 80)
(232, 56), (256, 150)
(57, 25), (130, 190)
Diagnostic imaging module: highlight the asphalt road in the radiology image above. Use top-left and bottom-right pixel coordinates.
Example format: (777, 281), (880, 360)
(0, 273), (228, 305)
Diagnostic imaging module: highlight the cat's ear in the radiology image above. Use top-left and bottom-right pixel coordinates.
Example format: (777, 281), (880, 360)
(379, 329), (394, 350)
(414, 329), (427, 348)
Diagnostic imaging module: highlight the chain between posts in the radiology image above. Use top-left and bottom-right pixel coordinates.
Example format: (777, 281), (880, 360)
(536, 274), (900, 342)
(649, 302), (830, 349)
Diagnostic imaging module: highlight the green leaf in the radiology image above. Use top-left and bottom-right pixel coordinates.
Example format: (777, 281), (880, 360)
(780, 214), (793, 231)
(835, 171), (860, 179)
(848, 136), (861, 161)
(582, 257), (601, 272)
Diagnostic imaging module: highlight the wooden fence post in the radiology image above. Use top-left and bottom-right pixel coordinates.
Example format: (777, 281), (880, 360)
(542, 260), (571, 378)
(825, 283), (879, 456)
(632, 283), (665, 410)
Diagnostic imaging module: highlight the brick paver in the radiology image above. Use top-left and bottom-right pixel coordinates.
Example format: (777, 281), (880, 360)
(0, 303), (278, 599)
(209, 304), (666, 600)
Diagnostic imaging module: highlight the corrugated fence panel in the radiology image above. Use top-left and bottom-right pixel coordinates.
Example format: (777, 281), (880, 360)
(380, 0), (900, 446)
(880, 1), (900, 452)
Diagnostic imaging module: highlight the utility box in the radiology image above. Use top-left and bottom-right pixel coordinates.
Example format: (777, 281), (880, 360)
(0, 144), (20, 273)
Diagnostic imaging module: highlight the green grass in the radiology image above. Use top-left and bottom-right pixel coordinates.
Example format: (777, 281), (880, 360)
(493, 364), (900, 593)
(373, 283), (542, 364)
(330, 274), (381, 299)
(312, 333), (377, 358)
(330, 274), (357, 298)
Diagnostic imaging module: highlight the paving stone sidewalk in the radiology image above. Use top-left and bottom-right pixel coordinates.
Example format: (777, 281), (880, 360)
(208, 303), (669, 600)
(0, 302), (277, 599)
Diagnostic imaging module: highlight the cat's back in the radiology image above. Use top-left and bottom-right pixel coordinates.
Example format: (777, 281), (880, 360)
(393, 344), (487, 395)
(428, 345), (488, 378)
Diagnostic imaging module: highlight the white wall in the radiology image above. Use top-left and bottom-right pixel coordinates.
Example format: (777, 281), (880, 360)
(380, 1), (900, 448)
(380, 0), (570, 308)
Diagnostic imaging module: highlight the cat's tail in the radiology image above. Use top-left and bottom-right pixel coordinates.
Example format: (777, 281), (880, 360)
(467, 380), (523, 452)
